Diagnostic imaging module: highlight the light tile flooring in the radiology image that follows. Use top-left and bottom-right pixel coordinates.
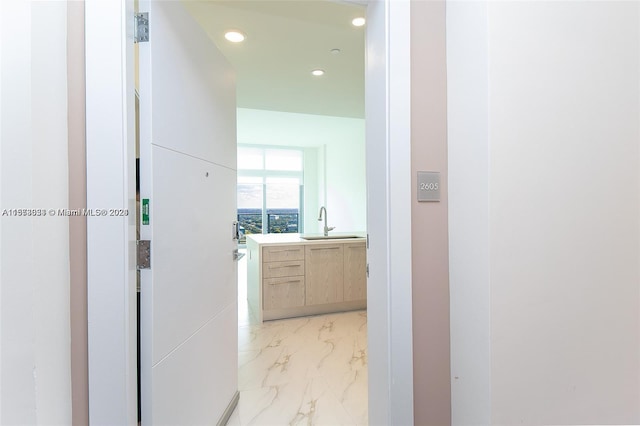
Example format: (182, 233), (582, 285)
(228, 249), (368, 426)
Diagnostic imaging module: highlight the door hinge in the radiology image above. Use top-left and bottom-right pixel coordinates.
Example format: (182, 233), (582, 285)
(135, 12), (149, 43)
(366, 263), (369, 278)
(137, 240), (151, 270)
(366, 233), (370, 249)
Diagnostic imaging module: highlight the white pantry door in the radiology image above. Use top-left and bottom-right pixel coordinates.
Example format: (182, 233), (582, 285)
(137, 1), (238, 424)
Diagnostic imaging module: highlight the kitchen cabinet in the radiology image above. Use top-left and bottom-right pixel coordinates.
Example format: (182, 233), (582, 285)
(305, 244), (344, 306)
(261, 245), (305, 310)
(343, 243), (367, 302)
(246, 234), (367, 322)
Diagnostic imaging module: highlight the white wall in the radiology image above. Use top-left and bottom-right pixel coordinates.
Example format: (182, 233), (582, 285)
(0, 1), (72, 424)
(449, 1), (640, 424)
(237, 108), (366, 233)
(447, 1), (491, 424)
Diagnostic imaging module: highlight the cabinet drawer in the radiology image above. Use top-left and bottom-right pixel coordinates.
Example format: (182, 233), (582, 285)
(262, 260), (305, 279)
(263, 277), (305, 310)
(262, 245), (304, 262)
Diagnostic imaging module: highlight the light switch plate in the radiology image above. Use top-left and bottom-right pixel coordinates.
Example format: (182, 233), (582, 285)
(417, 171), (440, 202)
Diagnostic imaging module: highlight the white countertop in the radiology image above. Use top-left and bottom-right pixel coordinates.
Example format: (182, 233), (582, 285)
(246, 232), (366, 246)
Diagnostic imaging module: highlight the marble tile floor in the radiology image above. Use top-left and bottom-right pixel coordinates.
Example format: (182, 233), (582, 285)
(230, 249), (368, 425)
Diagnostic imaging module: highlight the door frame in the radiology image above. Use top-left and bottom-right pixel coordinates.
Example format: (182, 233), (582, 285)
(85, 0), (137, 424)
(85, 0), (413, 424)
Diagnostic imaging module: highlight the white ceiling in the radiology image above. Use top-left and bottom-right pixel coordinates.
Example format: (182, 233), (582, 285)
(184, 0), (366, 119)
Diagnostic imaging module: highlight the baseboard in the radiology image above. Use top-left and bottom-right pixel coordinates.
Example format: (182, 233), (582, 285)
(217, 390), (240, 426)
(263, 300), (367, 321)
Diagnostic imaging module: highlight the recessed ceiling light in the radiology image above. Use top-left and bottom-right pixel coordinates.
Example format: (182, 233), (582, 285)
(352, 17), (366, 27)
(330, 48), (341, 55)
(311, 69), (325, 76)
(224, 31), (245, 43)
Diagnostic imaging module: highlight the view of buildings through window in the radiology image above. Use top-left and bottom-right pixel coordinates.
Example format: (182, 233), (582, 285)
(237, 146), (303, 243)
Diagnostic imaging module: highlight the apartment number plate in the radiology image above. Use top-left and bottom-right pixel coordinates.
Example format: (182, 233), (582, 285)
(417, 171), (440, 202)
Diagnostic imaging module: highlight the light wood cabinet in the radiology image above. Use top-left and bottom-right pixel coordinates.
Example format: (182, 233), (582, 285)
(263, 276), (305, 310)
(261, 245), (305, 312)
(246, 236), (366, 322)
(262, 260), (305, 279)
(262, 245), (304, 262)
(343, 243), (367, 302)
(305, 244), (344, 306)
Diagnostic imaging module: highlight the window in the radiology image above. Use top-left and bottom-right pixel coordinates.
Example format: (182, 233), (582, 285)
(237, 176), (263, 238)
(237, 146), (303, 243)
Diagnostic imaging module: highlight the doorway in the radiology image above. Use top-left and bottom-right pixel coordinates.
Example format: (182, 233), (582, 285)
(199, 3), (370, 421)
(84, 1), (413, 424)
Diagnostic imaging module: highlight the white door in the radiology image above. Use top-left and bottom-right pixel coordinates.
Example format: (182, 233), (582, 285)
(137, 1), (238, 424)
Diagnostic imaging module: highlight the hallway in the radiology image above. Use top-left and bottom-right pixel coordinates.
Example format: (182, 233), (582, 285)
(229, 251), (368, 425)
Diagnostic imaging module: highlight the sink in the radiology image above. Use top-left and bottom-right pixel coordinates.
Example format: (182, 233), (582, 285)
(300, 234), (362, 240)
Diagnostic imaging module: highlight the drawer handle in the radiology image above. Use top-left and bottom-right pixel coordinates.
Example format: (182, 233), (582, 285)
(269, 265), (299, 269)
(268, 280), (302, 285)
(310, 247), (340, 251)
(269, 249), (301, 253)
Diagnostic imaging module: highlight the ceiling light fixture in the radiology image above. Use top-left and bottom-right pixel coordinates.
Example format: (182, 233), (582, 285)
(351, 17), (366, 27)
(330, 48), (341, 55)
(311, 69), (325, 76)
(224, 31), (246, 43)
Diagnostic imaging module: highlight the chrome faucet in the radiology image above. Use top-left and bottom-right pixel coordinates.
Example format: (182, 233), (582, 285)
(318, 206), (335, 237)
